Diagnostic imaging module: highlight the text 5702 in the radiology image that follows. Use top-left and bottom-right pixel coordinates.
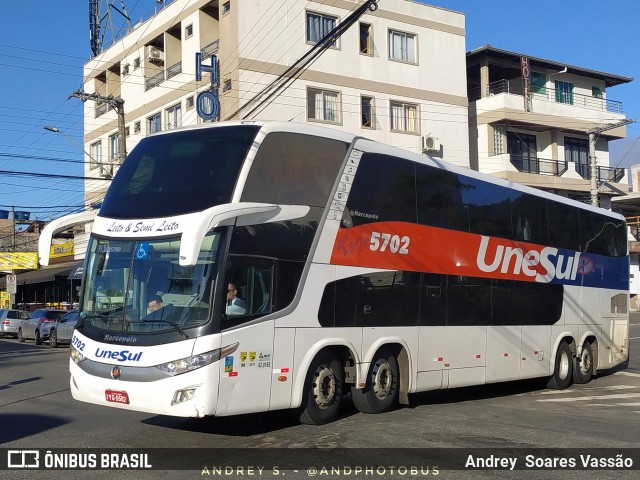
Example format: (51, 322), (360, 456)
(72, 336), (86, 351)
(370, 232), (410, 254)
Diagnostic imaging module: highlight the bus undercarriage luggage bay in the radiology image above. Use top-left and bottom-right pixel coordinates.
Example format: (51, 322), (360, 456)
(39, 121), (630, 425)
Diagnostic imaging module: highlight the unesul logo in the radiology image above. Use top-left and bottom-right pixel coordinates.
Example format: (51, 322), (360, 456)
(476, 236), (581, 284)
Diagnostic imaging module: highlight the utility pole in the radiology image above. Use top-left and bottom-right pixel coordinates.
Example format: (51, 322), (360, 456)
(588, 118), (635, 207)
(69, 90), (126, 176)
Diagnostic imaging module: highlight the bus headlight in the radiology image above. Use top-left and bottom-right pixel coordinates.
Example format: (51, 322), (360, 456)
(70, 345), (86, 364)
(156, 342), (239, 376)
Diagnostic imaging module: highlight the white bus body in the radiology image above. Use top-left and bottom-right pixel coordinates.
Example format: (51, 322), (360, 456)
(39, 121), (629, 424)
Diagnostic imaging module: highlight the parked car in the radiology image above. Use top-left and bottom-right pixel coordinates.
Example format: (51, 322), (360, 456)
(18, 309), (66, 345)
(49, 309), (79, 348)
(0, 309), (29, 338)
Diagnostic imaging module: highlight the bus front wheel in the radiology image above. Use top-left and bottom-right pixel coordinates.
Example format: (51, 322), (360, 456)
(299, 352), (344, 425)
(547, 341), (573, 389)
(352, 348), (399, 414)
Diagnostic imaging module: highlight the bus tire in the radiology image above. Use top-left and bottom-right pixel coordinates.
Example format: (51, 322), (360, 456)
(573, 341), (594, 384)
(352, 348), (399, 414)
(299, 352), (343, 425)
(547, 341), (573, 389)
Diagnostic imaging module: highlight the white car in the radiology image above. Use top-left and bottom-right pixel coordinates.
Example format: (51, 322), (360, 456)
(49, 309), (79, 348)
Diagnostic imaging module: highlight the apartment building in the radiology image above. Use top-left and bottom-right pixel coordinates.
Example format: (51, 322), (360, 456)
(81, 0), (470, 205)
(466, 45), (633, 210)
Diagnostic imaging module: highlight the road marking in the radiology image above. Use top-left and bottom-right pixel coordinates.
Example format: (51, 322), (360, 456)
(537, 385), (637, 395)
(538, 393), (640, 403)
(614, 371), (640, 378)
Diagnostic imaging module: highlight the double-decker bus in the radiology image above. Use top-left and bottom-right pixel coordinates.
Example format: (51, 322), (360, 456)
(39, 121), (629, 425)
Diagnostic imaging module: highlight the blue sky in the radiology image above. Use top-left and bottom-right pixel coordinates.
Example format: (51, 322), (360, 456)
(1, 0), (639, 222)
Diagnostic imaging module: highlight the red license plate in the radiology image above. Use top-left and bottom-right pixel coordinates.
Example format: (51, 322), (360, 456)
(105, 389), (130, 404)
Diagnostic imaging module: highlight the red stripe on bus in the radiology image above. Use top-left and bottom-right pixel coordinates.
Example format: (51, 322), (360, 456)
(330, 222), (575, 284)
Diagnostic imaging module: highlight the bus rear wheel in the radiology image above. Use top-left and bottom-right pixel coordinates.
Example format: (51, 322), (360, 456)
(573, 341), (594, 384)
(352, 348), (399, 414)
(547, 341), (573, 389)
(299, 352), (343, 425)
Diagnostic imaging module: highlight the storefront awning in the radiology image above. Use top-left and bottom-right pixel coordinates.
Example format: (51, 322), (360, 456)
(0, 262), (82, 287)
(67, 264), (84, 280)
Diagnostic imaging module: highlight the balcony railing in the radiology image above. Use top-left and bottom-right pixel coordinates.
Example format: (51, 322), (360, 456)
(95, 103), (108, 118)
(145, 71), (165, 91)
(469, 79), (624, 114)
(510, 155), (568, 176)
(201, 40), (220, 60)
(166, 61), (182, 80)
(575, 163), (625, 183)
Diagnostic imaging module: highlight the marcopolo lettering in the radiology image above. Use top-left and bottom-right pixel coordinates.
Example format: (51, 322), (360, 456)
(95, 348), (143, 362)
(477, 236), (580, 284)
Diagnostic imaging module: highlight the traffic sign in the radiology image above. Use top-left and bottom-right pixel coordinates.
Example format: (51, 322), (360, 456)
(7, 274), (17, 294)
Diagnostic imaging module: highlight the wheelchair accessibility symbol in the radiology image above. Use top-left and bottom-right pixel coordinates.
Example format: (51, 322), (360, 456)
(136, 242), (149, 260)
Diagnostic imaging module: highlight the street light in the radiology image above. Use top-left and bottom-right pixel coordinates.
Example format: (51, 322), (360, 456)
(43, 126), (111, 178)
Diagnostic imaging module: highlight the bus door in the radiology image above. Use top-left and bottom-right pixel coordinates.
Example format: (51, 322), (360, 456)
(216, 256), (276, 416)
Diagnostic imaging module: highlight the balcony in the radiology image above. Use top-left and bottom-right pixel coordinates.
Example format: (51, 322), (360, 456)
(95, 102), (108, 118)
(510, 155), (567, 176)
(145, 71), (165, 91)
(575, 163), (625, 183)
(166, 61), (182, 80)
(201, 40), (219, 61)
(469, 79), (624, 114)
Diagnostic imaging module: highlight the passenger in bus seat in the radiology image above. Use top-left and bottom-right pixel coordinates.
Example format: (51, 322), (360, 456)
(226, 283), (246, 316)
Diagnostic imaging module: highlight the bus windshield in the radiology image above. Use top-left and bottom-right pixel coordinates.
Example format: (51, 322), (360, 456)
(99, 125), (260, 219)
(80, 232), (221, 334)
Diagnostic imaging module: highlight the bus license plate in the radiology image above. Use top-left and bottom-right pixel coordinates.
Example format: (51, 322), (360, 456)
(105, 390), (130, 404)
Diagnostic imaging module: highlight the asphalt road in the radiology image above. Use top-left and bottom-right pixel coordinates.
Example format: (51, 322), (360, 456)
(1, 320), (639, 480)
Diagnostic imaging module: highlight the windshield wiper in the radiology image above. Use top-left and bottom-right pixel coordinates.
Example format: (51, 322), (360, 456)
(132, 319), (189, 339)
(76, 314), (122, 330)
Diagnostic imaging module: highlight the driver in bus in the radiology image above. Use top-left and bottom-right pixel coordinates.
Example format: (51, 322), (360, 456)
(226, 283), (246, 316)
(145, 294), (174, 320)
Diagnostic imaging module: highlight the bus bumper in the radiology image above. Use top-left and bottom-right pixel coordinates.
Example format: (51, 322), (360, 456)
(69, 360), (220, 417)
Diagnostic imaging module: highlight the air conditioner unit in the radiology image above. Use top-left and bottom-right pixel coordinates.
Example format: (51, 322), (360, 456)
(146, 46), (163, 62)
(421, 134), (440, 153)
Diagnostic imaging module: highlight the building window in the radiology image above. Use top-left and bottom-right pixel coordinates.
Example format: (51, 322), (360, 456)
(185, 24), (193, 38)
(109, 133), (119, 161)
(223, 1), (231, 15)
(90, 141), (102, 170)
(390, 101), (418, 133)
(134, 121), (141, 134)
(307, 88), (340, 123)
(125, 126), (130, 137)
(166, 104), (182, 130)
(186, 96), (195, 109)
(555, 80), (574, 105)
(592, 86), (603, 99)
(565, 136), (588, 177)
(507, 132), (538, 173)
(389, 30), (416, 63)
(148, 112), (161, 134)
(222, 79), (232, 92)
(122, 64), (130, 75)
(306, 12), (337, 47)
(360, 23), (373, 55)
(530, 72), (546, 94)
(493, 125), (505, 155)
(361, 96), (375, 128)
(133, 57), (140, 70)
